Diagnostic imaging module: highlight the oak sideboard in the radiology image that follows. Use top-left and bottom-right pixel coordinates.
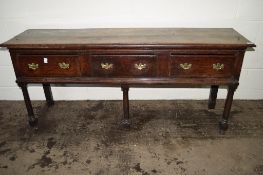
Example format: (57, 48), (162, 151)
(0, 28), (255, 132)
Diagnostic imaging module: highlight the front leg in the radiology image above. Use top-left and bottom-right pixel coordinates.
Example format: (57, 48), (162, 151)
(219, 84), (238, 132)
(121, 86), (131, 127)
(43, 83), (54, 106)
(208, 85), (219, 109)
(18, 83), (38, 127)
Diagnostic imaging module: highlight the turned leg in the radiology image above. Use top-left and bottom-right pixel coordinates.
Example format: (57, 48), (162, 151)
(121, 86), (131, 127)
(208, 85), (219, 109)
(43, 83), (54, 106)
(19, 83), (38, 127)
(219, 84), (238, 132)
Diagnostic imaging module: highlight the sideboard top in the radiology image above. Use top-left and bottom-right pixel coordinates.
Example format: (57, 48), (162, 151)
(0, 28), (255, 49)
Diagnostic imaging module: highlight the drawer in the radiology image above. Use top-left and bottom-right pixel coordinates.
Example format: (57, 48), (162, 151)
(170, 55), (235, 78)
(16, 55), (80, 77)
(90, 55), (157, 77)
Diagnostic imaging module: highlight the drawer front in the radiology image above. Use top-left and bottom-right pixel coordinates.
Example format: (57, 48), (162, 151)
(90, 55), (157, 77)
(16, 55), (80, 77)
(170, 55), (235, 78)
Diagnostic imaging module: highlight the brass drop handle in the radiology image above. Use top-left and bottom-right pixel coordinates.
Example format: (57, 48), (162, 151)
(58, 62), (70, 69)
(213, 63), (224, 71)
(101, 63), (113, 70)
(134, 63), (147, 70)
(180, 63), (192, 70)
(28, 63), (39, 70)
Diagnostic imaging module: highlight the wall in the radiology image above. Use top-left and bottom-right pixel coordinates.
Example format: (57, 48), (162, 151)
(0, 0), (262, 100)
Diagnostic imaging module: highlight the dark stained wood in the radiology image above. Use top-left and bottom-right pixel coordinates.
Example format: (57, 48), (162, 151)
(15, 55), (81, 77)
(16, 77), (238, 86)
(0, 28), (256, 132)
(170, 55), (235, 78)
(0, 28), (255, 49)
(233, 50), (246, 80)
(157, 51), (170, 77)
(18, 83), (38, 127)
(208, 85), (219, 109)
(90, 55), (157, 77)
(121, 86), (130, 127)
(219, 84), (239, 132)
(43, 83), (54, 106)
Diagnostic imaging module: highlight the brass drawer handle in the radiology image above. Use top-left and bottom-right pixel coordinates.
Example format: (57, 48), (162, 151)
(101, 63), (113, 70)
(28, 63), (39, 70)
(134, 63), (146, 70)
(180, 63), (192, 70)
(213, 63), (224, 71)
(58, 62), (70, 69)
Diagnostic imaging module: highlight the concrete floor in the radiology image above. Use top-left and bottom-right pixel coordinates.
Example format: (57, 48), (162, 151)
(0, 100), (262, 175)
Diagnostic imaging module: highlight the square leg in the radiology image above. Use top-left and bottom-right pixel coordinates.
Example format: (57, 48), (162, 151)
(43, 83), (54, 106)
(208, 85), (219, 109)
(121, 86), (131, 127)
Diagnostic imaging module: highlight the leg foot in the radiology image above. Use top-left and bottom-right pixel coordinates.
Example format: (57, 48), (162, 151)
(219, 119), (228, 131)
(28, 117), (38, 128)
(120, 119), (131, 128)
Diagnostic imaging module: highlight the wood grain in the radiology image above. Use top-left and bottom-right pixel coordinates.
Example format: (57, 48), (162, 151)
(0, 28), (255, 49)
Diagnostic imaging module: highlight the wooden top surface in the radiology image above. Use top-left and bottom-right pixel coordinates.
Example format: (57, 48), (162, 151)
(0, 28), (255, 49)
